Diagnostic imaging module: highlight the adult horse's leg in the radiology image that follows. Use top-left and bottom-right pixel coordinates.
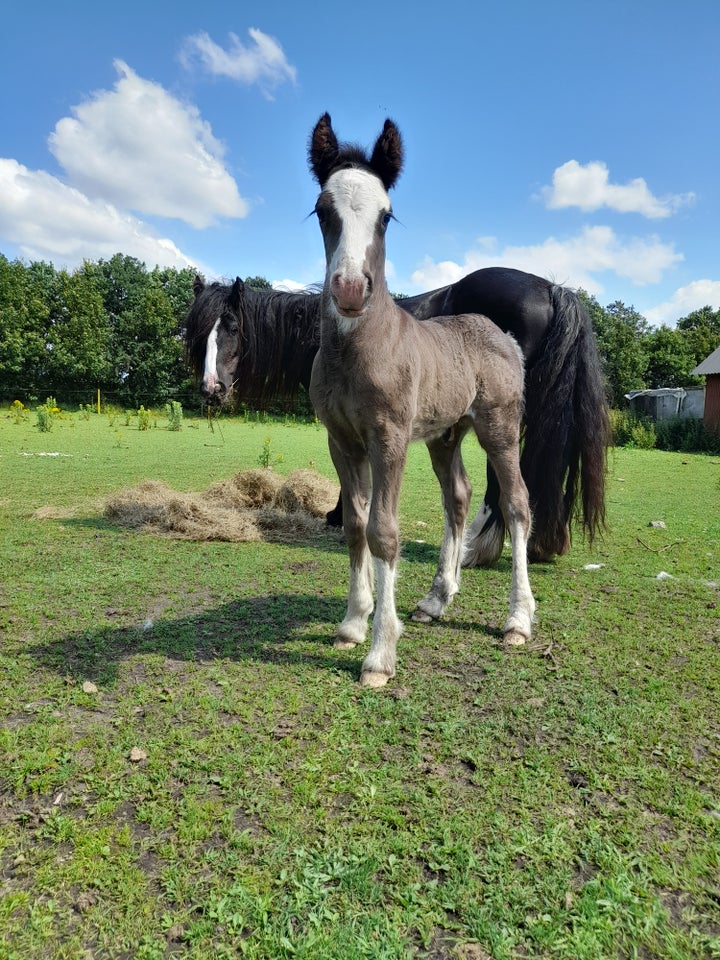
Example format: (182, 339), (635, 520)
(328, 437), (374, 649)
(413, 431), (472, 621)
(462, 465), (506, 568)
(326, 493), (343, 528)
(359, 438), (408, 688)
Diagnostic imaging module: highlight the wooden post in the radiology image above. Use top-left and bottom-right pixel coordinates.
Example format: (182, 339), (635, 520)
(97, 388), (101, 416)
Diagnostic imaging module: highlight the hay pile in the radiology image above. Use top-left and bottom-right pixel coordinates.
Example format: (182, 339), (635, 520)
(104, 469), (341, 544)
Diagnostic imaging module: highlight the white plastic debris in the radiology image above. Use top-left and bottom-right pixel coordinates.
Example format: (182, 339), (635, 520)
(583, 563), (605, 570)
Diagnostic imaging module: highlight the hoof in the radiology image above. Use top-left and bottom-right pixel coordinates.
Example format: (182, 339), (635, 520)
(503, 629), (527, 647)
(334, 638), (358, 651)
(410, 607), (434, 624)
(360, 671), (392, 689)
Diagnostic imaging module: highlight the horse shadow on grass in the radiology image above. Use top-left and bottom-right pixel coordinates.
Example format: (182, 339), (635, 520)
(25, 593), (363, 686)
(24, 586), (511, 689)
(27, 518), (541, 686)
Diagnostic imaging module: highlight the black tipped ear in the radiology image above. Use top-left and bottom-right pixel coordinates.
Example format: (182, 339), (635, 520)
(370, 119), (404, 191)
(229, 277), (245, 310)
(309, 112), (340, 186)
(193, 274), (205, 297)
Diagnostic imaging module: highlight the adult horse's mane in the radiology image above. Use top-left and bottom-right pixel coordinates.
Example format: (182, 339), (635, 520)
(185, 278), (322, 401)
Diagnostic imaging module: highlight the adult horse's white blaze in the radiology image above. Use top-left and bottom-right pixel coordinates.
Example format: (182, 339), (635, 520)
(201, 318), (221, 396)
(324, 168), (389, 329)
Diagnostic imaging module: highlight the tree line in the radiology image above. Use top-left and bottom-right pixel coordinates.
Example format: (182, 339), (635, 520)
(1, 252), (718, 409)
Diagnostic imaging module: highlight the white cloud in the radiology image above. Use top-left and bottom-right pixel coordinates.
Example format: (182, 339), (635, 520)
(410, 225), (683, 296)
(180, 27), (297, 98)
(541, 160), (694, 219)
(48, 60), (248, 228)
(644, 279), (720, 326)
(272, 278), (308, 292)
(0, 158), (202, 271)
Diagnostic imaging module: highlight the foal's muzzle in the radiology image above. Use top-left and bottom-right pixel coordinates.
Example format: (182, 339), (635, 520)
(331, 270), (371, 317)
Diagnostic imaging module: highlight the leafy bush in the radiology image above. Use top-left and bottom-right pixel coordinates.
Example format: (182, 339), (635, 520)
(137, 405), (152, 431)
(165, 400), (183, 431)
(609, 409), (656, 449)
(36, 397), (61, 433)
(655, 415), (720, 454)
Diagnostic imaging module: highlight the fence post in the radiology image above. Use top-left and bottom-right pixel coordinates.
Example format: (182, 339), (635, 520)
(97, 388), (101, 416)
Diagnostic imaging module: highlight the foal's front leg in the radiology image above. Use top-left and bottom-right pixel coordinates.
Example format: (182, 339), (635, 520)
(329, 439), (373, 649)
(359, 440), (407, 688)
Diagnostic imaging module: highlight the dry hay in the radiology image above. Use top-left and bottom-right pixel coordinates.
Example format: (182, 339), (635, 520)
(104, 469), (341, 545)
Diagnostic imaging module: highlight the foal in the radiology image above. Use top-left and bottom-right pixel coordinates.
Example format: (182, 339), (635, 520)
(308, 114), (535, 687)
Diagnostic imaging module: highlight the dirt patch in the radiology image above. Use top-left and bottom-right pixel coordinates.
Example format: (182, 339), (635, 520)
(104, 469), (340, 544)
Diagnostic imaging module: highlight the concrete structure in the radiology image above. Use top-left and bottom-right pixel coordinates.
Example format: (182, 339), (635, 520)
(625, 386), (705, 422)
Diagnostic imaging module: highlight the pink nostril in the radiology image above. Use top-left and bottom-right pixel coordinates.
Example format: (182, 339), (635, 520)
(331, 272), (368, 311)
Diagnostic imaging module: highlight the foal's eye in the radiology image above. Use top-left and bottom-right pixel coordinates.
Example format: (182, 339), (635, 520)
(382, 212), (392, 229)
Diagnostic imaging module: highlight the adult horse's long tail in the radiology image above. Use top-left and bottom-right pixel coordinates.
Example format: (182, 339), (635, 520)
(464, 285), (610, 565)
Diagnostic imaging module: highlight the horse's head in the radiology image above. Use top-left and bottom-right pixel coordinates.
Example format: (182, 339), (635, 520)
(185, 276), (244, 405)
(309, 113), (403, 326)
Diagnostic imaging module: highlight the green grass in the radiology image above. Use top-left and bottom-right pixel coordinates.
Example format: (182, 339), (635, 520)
(1, 406), (719, 959)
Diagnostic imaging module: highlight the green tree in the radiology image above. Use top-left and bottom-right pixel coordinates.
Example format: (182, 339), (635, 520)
(244, 275), (272, 290)
(112, 280), (182, 405)
(46, 264), (112, 395)
(645, 325), (700, 388)
(581, 292), (649, 405)
(676, 305), (720, 368)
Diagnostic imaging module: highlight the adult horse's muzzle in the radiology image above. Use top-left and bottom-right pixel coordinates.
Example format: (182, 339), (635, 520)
(200, 376), (231, 406)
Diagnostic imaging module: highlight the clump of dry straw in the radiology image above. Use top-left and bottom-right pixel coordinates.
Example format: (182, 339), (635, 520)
(104, 469), (340, 544)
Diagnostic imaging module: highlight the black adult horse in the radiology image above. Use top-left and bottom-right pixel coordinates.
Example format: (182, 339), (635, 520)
(185, 266), (609, 565)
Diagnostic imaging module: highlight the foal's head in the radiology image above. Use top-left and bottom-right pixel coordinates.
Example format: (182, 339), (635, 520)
(185, 275), (244, 405)
(309, 113), (404, 326)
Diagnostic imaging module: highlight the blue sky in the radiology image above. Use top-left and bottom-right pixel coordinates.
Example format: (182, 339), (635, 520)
(1, 0), (718, 325)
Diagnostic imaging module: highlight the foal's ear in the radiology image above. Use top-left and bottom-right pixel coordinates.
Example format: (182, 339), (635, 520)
(370, 119), (404, 191)
(193, 274), (205, 297)
(309, 112), (339, 186)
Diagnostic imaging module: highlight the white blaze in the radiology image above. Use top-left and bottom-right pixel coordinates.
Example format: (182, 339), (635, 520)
(325, 168), (389, 284)
(203, 318), (221, 393)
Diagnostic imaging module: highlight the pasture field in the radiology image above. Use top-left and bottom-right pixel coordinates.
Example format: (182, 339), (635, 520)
(0, 407), (719, 960)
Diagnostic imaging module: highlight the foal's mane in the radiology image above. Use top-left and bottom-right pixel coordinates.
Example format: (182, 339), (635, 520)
(184, 280), (322, 400)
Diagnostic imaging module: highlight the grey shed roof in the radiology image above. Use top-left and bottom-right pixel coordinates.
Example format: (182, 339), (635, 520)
(691, 344), (720, 376)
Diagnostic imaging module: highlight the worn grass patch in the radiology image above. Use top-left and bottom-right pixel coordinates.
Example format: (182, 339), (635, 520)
(0, 411), (719, 959)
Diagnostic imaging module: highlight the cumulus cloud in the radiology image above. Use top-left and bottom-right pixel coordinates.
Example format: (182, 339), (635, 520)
(48, 60), (248, 228)
(541, 160), (694, 219)
(644, 279), (720, 326)
(180, 27), (297, 98)
(0, 158), (201, 271)
(410, 225), (683, 296)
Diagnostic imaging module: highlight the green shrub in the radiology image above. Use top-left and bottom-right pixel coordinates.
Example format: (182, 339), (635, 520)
(609, 409), (656, 449)
(165, 400), (183, 431)
(655, 415), (720, 454)
(137, 405), (152, 431)
(36, 397), (61, 433)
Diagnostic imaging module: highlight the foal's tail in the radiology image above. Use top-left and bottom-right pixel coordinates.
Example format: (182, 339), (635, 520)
(521, 285), (610, 560)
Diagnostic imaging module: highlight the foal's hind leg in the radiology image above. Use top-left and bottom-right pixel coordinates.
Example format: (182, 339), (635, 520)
(413, 432), (472, 622)
(473, 414), (535, 645)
